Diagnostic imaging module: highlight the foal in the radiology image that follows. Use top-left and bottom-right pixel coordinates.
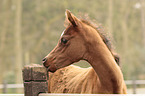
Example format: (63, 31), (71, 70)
(43, 10), (126, 94)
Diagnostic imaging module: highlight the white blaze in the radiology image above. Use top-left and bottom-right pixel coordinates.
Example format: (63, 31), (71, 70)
(61, 30), (65, 37)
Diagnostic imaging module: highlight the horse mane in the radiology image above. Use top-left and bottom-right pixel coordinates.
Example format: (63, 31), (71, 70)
(80, 19), (122, 66)
(80, 19), (113, 51)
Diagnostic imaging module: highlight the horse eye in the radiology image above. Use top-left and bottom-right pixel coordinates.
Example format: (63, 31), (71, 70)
(61, 38), (68, 44)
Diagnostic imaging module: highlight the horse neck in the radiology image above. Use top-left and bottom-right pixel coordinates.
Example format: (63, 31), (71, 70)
(83, 26), (124, 93)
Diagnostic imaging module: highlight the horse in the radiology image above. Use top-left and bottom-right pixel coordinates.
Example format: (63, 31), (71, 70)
(45, 37), (121, 93)
(43, 10), (127, 94)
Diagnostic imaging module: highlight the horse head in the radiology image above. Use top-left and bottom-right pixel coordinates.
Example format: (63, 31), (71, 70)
(43, 10), (88, 72)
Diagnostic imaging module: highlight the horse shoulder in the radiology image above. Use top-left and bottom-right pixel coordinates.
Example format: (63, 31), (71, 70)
(48, 65), (85, 93)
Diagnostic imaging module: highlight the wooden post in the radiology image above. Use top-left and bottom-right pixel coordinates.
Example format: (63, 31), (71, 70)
(132, 78), (136, 94)
(3, 80), (7, 93)
(22, 64), (48, 96)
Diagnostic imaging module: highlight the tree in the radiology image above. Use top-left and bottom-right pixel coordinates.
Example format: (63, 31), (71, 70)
(0, 0), (11, 92)
(14, 0), (23, 93)
(140, 0), (145, 47)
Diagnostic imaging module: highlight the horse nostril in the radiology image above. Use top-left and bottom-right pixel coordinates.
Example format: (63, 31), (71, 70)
(42, 58), (46, 61)
(42, 58), (47, 64)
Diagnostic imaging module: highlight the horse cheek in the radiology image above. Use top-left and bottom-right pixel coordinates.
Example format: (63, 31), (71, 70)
(67, 43), (85, 60)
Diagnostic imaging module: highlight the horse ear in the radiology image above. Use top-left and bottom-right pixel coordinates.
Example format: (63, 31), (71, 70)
(65, 10), (79, 27)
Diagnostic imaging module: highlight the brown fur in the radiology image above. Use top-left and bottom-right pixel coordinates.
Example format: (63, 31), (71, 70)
(43, 10), (127, 94)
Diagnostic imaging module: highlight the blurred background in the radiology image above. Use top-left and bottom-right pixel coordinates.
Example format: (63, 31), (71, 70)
(0, 0), (145, 94)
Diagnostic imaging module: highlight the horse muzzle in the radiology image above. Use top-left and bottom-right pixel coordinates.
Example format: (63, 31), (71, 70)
(42, 57), (57, 73)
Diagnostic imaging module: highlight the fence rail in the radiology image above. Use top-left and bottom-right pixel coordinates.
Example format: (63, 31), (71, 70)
(0, 80), (145, 89)
(125, 80), (145, 85)
(0, 84), (23, 89)
(0, 80), (145, 94)
(0, 94), (24, 96)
